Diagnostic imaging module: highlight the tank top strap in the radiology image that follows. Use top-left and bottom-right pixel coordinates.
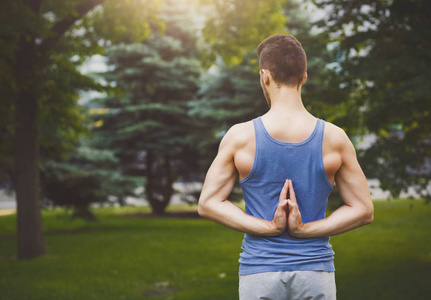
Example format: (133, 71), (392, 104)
(315, 118), (325, 146)
(252, 117), (266, 143)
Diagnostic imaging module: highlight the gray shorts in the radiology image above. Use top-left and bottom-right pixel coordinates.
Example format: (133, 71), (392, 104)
(239, 271), (336, 300)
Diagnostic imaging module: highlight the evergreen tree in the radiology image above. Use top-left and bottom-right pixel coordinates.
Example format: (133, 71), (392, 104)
(93, 1), (203, 214)
(40, 136), (141, 221)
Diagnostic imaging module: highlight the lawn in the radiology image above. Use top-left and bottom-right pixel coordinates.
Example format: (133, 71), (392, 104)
(0, 199), (430, 300)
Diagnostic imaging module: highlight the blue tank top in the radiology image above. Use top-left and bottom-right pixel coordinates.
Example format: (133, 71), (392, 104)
(238, 117), (335, 275)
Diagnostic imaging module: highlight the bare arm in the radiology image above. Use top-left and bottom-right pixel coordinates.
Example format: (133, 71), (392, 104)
(287, 129), (374, 238)
(198, 125), (289, 236)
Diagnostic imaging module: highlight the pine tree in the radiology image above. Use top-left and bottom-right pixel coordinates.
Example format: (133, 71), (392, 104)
(93, 1), (203, 214)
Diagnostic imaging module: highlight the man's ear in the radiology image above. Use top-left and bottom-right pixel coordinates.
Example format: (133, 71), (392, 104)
(301, 72), (308, 86)
(261, 69), (271, 85)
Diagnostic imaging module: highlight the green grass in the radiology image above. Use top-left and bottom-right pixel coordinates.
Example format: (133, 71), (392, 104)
(330, 199), (431, 300)
(0, 200), (430, 300)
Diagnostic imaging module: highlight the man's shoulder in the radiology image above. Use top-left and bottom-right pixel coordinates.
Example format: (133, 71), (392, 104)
(220, 120), (254, 150)
(323, 121), (346, 136)
(323, 121), (352, 150)
(229, 120), (254, 135)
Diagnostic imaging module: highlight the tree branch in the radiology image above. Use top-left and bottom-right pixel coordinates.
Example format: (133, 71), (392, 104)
(39, 0), (105, 54)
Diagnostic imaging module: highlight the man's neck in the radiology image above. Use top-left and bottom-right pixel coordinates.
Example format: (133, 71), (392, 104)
(267, 86), (310, 119)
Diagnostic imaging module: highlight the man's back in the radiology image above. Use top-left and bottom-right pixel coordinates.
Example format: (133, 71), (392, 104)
(237, 114), (336, 275)
(230, 112), (343, 185)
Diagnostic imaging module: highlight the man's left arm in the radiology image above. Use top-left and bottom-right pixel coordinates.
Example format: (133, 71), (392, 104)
(286, 130), (374, 238)
(198, 125), (289, 236)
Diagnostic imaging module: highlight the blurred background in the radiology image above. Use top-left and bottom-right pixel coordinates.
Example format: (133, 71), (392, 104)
(0, 0), (430, 299)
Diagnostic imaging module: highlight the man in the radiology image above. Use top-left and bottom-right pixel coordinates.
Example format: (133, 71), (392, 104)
(198, 34), (374, 300)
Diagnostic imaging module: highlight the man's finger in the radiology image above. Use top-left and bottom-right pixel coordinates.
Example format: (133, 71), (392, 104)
(288, 180), (297, 203)
(279, 179), (289, 202)
(279, 199), (288, 209)
(287, 199), (296, 209)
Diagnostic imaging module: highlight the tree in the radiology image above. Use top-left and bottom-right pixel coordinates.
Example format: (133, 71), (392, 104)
(92, 1), (203, 215)
(313, 0), (431, 200)
(40, 142), (141, 221)
(0, 0), (293, 259)
(92, 0), (291, 214)
(0, 0), (163, 259)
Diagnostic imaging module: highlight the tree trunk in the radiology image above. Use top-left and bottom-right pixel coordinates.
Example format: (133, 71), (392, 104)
(72, 203), (97, 221)
(145, 151), (173, 215)
(10, 0), (106, 259)
(13, 34), (46, 259)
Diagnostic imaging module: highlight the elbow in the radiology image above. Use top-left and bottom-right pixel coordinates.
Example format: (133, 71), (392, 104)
(197, 200), (208, 218)
(198, 197), (220, 219)
(362, 205), (374, 225)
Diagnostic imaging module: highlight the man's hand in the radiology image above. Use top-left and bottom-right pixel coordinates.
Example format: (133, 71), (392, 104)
(286, 180), (305, 237)
(269, 180), (289, 235)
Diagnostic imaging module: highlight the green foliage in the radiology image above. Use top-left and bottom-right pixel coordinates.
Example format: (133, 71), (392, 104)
(40, 142), (142, 220)
(201, 0), (287, 66)
(0, 0), (168, 171)
(313, 0), (431, 200)
(193, 53), (267, 128)
(38, 55), (100, 161)
(88, 0), (164, 43)
(0, 0), (150, 187)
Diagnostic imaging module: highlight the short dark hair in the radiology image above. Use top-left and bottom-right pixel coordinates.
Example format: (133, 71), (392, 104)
(257, 34), (307, 87)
